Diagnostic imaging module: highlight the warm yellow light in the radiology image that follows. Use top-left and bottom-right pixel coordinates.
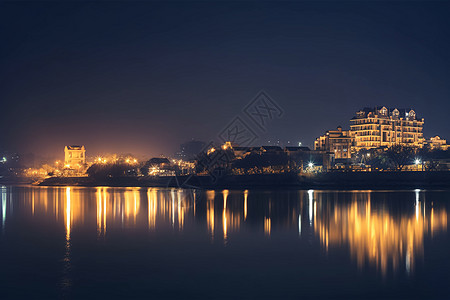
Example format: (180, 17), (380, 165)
(264, 217), (271, 236)
(65, 187), (71, 241)
(314, 195), (448, 276)
(244, 190), (248, 220)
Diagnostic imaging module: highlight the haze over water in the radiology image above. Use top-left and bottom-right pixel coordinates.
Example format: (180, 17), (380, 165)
(1, 186), (449, 299)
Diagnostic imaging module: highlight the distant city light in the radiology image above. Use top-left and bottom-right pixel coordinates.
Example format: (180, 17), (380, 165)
(298, 142), (302, 146)
(308, 162), (314, 168)
(414, 159), (421, 165)
(207, 147), (216, 155)
(1, 157), (6, 163)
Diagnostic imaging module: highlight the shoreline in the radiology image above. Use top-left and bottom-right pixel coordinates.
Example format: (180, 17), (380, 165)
(33, 171), (450, 190)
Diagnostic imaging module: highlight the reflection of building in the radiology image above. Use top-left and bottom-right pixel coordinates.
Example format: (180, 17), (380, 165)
(313, 192), (447, 275)
(350, 106), (424, 151)
(6, 187), (450, 279)
(64, 145), (86, 166)
(425, 136), (449, 151)
(314, 126), (353, 159)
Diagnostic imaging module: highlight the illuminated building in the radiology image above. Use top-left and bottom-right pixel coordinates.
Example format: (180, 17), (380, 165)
(350, 106), (424, 151)
(425, 136), (449, 151)
(64, 145), (86, 167)
(143, 157), (174, 176)
(232, 146), (254, 158)
(314, 126), (353, 159)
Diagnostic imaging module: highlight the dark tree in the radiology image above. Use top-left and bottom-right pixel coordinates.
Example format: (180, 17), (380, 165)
(195, 148), (235, 175)
(385, 145), (417, 171)
(232, 152), (289, 174)
(87, 163), (132, 179)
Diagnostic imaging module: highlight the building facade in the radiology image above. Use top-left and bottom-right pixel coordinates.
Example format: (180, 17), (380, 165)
(426, 136), (448, 151)
(350, 106), (424, 152)
(64, 145), (86, 167)
(314, 126), (353, 159)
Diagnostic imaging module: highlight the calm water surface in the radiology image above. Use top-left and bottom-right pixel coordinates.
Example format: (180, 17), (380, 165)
(0, 186), (449, 299)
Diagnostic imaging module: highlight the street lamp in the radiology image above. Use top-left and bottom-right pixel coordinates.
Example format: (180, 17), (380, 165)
(414, 158), (422, 171)
(308, 162), (314, 168)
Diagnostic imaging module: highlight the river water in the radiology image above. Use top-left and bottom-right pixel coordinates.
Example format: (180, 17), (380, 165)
(0, 186), (449, 299)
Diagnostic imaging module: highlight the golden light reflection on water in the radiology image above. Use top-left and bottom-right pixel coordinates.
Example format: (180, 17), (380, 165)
(313, 191), (448, 275)
(148, 189), (157, 230)
(223, 190), (228, 242)
(65, 187), (71, 241)
(63, 187), (72, 290)
(244, 190), (248, 220)
(96, 188), (107, 237)
(206, 190), (215, 240)
(2, 187), (448, 277)
(264, 217), (271, 236)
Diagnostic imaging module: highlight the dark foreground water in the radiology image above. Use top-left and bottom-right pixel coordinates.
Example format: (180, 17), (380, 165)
(0, 186), (449, 299)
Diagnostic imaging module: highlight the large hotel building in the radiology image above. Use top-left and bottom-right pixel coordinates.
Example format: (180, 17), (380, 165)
(315, 106), (425, 157)
(350, 106), (424, 151)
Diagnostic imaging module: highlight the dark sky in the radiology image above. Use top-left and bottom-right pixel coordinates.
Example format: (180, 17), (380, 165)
(1, 1), (450, 159)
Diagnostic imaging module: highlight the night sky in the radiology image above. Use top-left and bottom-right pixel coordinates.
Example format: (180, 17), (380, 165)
(2, 1), (450, 159)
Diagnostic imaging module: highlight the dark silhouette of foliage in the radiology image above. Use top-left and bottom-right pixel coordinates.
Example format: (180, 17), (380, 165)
(195, 149), (235, 175)
(87, 162), (135, 179)
(417, 148), (450, 171)
(384, 145), (417, 170)
(353, 148), (391, 170)
(233, 152), (288, 169)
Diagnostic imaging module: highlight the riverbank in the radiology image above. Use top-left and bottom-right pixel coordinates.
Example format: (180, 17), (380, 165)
(0, 176), (35, 185)
(37, 171), (450, 189)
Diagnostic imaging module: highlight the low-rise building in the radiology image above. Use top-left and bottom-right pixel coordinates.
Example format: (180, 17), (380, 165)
(426, 136), (449, 151)
(143, 157), (175, 176)
(314, 126), (353, 159)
